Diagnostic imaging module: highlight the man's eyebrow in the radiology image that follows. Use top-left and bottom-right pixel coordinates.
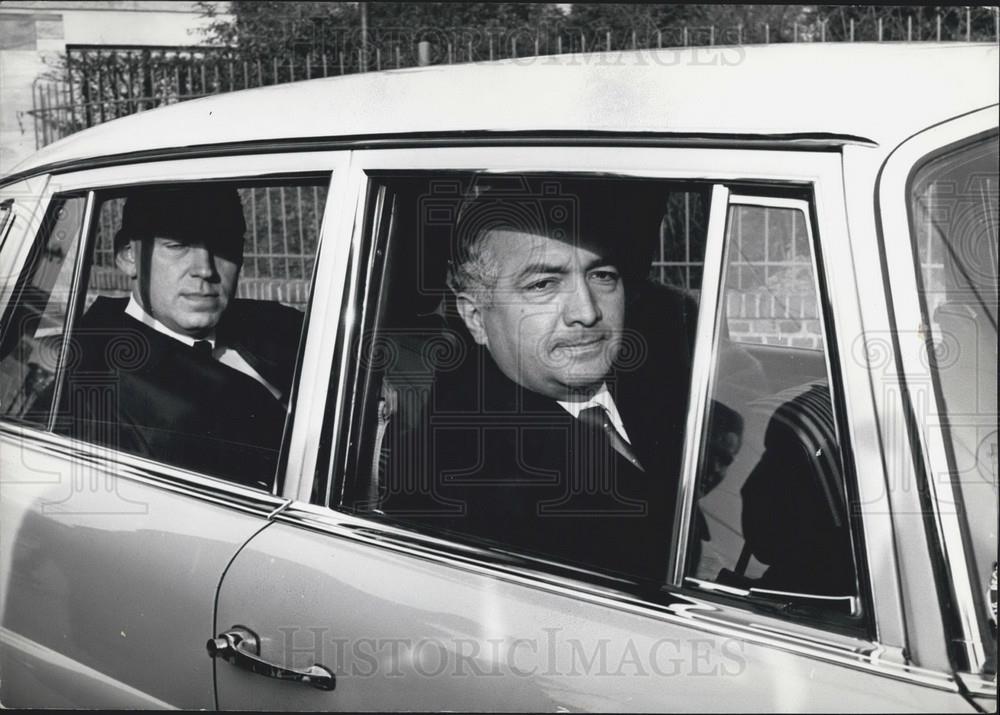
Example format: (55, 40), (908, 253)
(514, 261), (569, 279)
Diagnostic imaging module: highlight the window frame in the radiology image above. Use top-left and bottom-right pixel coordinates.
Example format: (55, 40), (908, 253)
(0, 151), (351, 509)
(676, 190), (866, 629)
(303, 144), (915, 664)
(877, 107), (999, 678)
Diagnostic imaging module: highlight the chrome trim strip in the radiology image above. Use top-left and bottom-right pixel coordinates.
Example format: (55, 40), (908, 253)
(278, 158), (355, 502)
(876, 108), (998, 675)
(0, 423), (289, 517)
(275, 503), (960, 692)
(317, 159), (371, 507)
(668, 184), (729, 586)
(956, 672), (998, 699)
(0, 131), (879, 189)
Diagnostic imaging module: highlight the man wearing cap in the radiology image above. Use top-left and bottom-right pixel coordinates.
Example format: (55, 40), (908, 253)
(380, 184), (692, 581)
(57, 185), (302, 489)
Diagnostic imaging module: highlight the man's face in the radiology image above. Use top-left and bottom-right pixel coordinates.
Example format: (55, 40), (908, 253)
(117, 236), (242, 338)
(457, 228), (625, 401)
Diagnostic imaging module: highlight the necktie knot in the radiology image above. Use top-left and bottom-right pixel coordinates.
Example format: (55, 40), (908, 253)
(577, 405), (644, 472)
(192, 340), (214, 360)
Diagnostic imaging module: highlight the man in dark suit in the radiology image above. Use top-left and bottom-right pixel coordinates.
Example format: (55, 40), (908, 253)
(381, 186), (692, 582)
(57, 185), (302, 490)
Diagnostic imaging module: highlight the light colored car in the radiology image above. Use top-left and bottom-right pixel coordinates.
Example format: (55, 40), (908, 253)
(0, 42), (996, 711)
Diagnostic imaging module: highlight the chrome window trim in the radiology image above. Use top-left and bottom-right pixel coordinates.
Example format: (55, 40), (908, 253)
(674, 193), (861, 620)
(877, 107), (998, 675)
(0, 423), (289, 517)
(47, 190), (94, 432)
(278, 153), (355, 501)
(956, 672), (998, 699)
(668, 184), (729, 584)
(0, 132), (881, 190)
(274, 501), (958, 693)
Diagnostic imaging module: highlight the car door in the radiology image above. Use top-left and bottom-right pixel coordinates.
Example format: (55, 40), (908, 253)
(213, 145), (976, 711)
(0, 151), (350, 708)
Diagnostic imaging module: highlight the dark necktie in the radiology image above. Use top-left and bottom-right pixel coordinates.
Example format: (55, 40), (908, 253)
(192, 340), (214, 360)
(577, 405), (644, 472)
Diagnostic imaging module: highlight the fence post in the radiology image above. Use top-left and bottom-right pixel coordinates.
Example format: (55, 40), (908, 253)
(632, 29), (637, 49)
(737, 23), (742, 44)
(710, 25), (715, 45)
(306, 54), (311, 80)
(339, 52), (344, 75)
(606, 30), (611, 51)
(377, 46), (382, 70)
(850, 18), (855, 42)
(558, 34), (563, 54)
(418, 41), (431, 66)
(793, 23), (798, 42)
(683, 26), (688, 46)
(657, 29), (662, 48)
(966, 6), (971, 41)
(907, 16), (912, 41)
(489, 35), (494, 60)
(535, 35), (540, 56)
(511, 36), (517, 57)
(937, 13), (942, 40)
(581, 31), (586, 53)
(820, 20), (826, 42)
(397, 45), (402, 68)
(878, 17), (883, 41)
(765, 23), (770, 43)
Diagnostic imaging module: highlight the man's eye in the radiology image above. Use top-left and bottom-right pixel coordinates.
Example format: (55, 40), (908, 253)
(525, 278), (558, 292)
(589, 269), (620, 284)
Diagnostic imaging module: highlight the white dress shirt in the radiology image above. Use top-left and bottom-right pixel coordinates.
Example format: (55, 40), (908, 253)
(124, 295), (283, 401)
(557, 382), (633, 443)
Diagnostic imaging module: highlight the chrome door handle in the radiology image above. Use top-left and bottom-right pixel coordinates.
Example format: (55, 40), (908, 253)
(207, 625), (336, 691)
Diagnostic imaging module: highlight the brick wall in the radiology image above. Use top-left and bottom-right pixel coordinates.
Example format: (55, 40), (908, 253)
(725, 290), (824, 350)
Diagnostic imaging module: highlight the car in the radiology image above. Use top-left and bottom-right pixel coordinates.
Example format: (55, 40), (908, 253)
(0, 42), (996, 711)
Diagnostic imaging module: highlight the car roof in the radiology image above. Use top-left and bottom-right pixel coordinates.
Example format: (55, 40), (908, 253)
(8, 42), (999, 179)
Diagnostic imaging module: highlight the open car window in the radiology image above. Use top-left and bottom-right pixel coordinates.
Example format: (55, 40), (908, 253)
(0, 176), (330, 493)
(334, 173), (865, 633)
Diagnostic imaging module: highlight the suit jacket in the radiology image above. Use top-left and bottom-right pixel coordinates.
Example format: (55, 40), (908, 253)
(381, 334), (689, 582)
(56, 296), (303, 489)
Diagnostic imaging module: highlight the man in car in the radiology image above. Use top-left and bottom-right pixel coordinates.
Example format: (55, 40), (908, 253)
(57, 185), (302, 489)
(381, 184), (691, 581)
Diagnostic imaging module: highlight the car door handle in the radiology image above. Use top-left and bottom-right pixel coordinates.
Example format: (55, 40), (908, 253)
(207, 625), (336, 691)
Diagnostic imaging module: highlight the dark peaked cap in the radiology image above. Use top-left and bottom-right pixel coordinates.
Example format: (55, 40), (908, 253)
(113, 184), (247, 255)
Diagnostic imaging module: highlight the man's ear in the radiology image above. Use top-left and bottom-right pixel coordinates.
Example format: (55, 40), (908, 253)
(114, 240), (139, 279)
(454, 291), (489, 347)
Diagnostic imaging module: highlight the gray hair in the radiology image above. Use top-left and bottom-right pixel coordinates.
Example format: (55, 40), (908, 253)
(445, 192), (550, 298)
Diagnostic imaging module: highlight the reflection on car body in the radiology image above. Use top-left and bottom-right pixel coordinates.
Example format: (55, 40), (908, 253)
(0, 42), (996, 711)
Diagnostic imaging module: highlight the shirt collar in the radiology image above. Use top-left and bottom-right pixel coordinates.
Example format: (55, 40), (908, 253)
(125, 294), (216, 348)
(556, 382), (632, 443)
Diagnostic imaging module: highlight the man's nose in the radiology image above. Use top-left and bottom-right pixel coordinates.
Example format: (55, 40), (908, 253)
(188, 246), (216, 278)
(562, 277), (601, 326)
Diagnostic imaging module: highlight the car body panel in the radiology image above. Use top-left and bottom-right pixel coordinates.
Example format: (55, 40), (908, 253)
(0, 425), (281, 708)
(214, 516), (974, 712)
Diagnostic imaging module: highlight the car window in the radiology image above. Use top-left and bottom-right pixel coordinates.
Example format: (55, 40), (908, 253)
(684, 196), (861, 626)
(335, 172), (710, 582)
(0, 176), (330, 492)
(0, 195), (87, 424)
(908, 132), (998, 654)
